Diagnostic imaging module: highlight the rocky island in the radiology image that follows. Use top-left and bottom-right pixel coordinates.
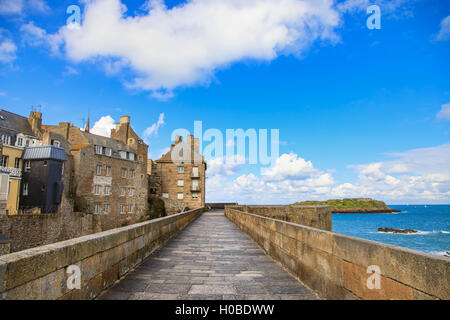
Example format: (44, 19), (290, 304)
(293, 198), (401, 214)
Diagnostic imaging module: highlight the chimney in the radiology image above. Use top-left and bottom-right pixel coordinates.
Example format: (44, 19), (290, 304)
(28, 111), (42, 134)
(85, 115), (90, 133)
(175, 135), (182, 144)
(59, 122), (70, 140)
(120, 116), (130, 124)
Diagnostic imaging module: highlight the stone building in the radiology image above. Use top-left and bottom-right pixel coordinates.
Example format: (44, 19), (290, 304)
(148, 135), (206, 214)
(45, 116), (148, 229)
(0, 110), (42, 215)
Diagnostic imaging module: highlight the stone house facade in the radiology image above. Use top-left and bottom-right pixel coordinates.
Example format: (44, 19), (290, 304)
(148, 135), (206, 214)
(46, 116), (148, 230)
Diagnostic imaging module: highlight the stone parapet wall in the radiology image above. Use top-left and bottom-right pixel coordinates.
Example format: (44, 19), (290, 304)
(225, 208), (449, 300)
(225, 205), (332, 231)
(0, 207), (204, 300)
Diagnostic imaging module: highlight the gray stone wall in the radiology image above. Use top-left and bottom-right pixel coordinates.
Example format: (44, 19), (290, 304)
(225, 207), (449, 300)
(0, 207), (205, 300)
(226, 205), (332, 231)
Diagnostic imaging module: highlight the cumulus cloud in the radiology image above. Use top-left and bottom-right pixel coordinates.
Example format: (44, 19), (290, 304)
(207, 152), (335, 203)
(207, 143), (450, 204)
(143, 113), (165, 142)
(437, 103), (450, 121)
(433, 15), (450, 42)
(337, 0), (412, 14)
(332, 143), (450, 201)
(25, 0), (341, 96)
(91, 115), (116, 137)
(207, 155), (246, 177)
(0, 36), (17, 63)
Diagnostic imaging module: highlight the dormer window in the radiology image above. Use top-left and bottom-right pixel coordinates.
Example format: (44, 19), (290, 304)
(129, 153), (135, 161)
(95, 145), (102, 154)
(1, 135), (11, 145)
(120, 151), (127, 159)
(104, 147), (112, 156)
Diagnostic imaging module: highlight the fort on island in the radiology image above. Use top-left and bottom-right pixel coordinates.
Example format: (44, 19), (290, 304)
(0, 108), (448, 300)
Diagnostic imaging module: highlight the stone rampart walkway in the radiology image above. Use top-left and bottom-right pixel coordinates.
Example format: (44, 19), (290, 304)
(98, 210), (318, 300)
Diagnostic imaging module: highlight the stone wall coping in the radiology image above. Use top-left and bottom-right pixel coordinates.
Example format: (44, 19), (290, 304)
(227, 208), (450, 263)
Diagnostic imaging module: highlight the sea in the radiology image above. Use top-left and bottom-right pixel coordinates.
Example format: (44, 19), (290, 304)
(332, 205), (450, 257)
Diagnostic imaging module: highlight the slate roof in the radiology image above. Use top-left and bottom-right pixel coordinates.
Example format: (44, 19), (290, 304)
(80, 131), (135, 153)
(23, 146), (66, 161)
(0, 109), (36, 137)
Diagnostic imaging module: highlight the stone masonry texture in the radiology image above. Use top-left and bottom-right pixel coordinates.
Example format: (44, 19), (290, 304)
(98, 210), (318, 300)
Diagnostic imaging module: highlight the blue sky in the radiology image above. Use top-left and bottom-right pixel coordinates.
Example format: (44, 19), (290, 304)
(0, 0), (449, 204)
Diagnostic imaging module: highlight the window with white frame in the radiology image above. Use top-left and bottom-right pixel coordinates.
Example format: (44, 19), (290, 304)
(23, 183), (29, 196)
(192, 193), (199, 199)
(53, 140), (60, 147)
(192, 179), (199, 190)
(25, 160), (31, 171)
(129, 169), (134, 179)
(177, 179), (184, 187)
(94, 185), (100, 195)
(121, 168), (127, 178)
(192, 167), (199, 177)
(120, 151), (127, 159)
(128, 204), (133, 213)
(14, 158), (20, 169)
(178, 166), (184, 173)
(94, 204), (99, 214)
(128, 188), (133, 196)
(96, 164), (102, 175)
(120, 204), (125, 214)
(177, 193), (184, 200)
(104, 204), (109, 214)
(104, 186), (110, 195)
(105, 148), (112, 156)
(95, 145), (102, 154)
(106, 166), (111, 176)
(129, 153), (135, 161)
(120, 187), (125, 196)
(162, 193), (169, 199)
(17, 137), (23, 147)
(1, 135), (10, 145)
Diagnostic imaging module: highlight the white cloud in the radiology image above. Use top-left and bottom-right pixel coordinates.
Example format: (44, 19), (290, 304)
(207, 155), (246, 177)
(332, 143), (450, 202)
(142, 113), (165, 142)
(437, 103), (450, 121)
(90, 115), (116, 137)
(207, 143), (450, 204)
(0, 0), (24, 15)
(337, 0), (412, 14)
(434, 15), (450, 42)
(62, 66), (79, 77)
(0, 0), (49, 15)
(0, 36), (17, 63)
(29, 0), (341, 95)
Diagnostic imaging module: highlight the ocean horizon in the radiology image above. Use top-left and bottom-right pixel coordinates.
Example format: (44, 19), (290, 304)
(332, 204), (450, 257)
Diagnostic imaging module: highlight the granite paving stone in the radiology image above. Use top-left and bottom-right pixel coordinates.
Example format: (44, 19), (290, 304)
(97, 210), (318, 300)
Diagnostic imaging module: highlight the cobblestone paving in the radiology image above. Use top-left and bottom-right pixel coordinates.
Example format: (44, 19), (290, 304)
(98, 211), (318, 300)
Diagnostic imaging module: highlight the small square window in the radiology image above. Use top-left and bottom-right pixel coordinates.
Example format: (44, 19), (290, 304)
(177, 193), (184, 200)
(177, 179), (184, 186)
(178, 166), (184, 173)
(162, 193), (169, 199)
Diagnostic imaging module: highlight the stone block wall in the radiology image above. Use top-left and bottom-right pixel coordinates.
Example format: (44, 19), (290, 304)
(226, 205), (332, 231)
(225, 208), (449, 300)
(0, 207), (204, 300)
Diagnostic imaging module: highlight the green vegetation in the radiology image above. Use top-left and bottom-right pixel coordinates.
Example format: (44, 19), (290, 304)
(293, 198), (389, 210)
